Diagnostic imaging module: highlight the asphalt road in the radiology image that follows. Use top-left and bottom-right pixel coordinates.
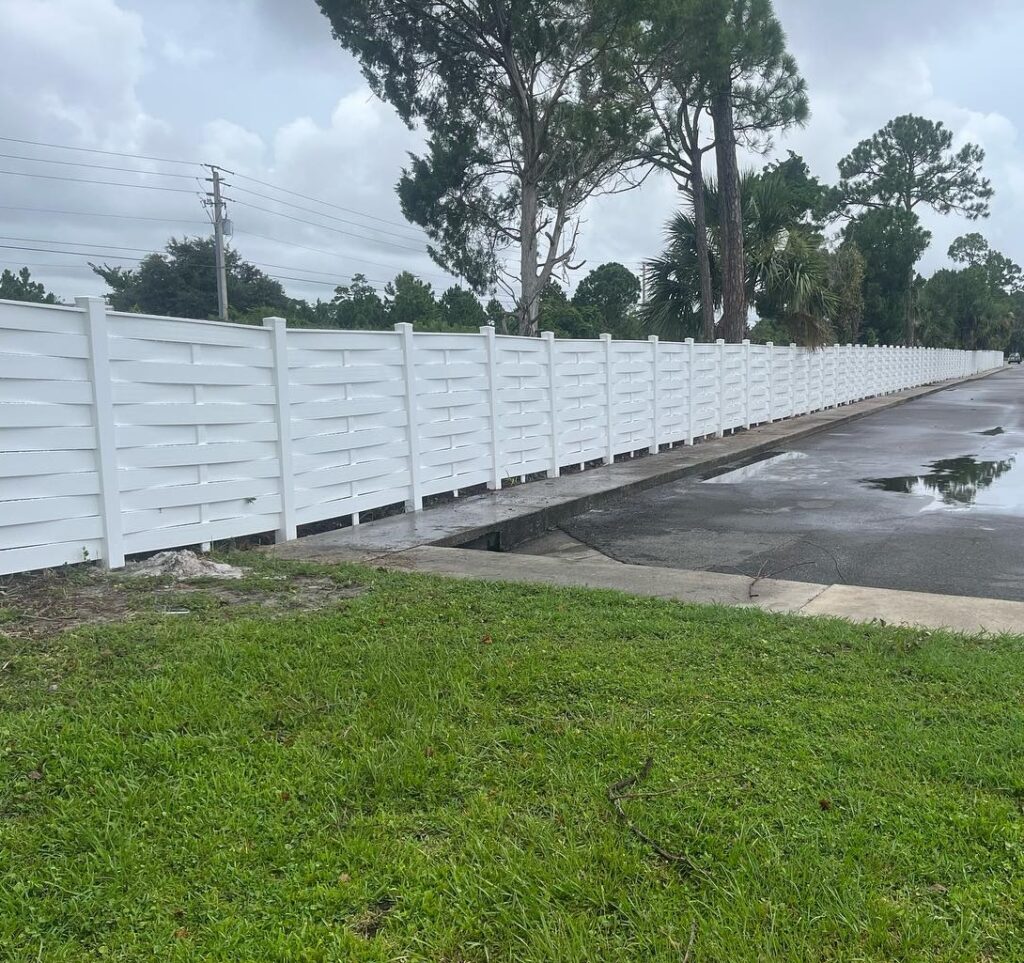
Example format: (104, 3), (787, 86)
(549, 367), (1024, 601)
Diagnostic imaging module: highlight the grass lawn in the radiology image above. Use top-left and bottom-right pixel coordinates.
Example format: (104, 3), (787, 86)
(2, 556), (1024, 961)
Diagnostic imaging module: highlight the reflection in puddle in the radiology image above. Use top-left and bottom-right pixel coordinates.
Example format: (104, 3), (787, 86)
(978, 427), (1006, 436)
(863, 455), (1018, 509)
(704, 450), (808, 484)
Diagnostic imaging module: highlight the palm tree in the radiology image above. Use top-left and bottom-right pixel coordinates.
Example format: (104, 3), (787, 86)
(642, 171), (835, 345)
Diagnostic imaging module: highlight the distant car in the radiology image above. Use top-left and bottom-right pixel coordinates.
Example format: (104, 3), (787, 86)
(1010, 353), (1022, 365)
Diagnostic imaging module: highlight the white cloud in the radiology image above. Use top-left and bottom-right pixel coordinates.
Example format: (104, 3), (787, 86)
(160, 38), (214, 68)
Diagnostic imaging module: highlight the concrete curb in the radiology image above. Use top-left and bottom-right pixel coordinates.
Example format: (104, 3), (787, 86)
(374, 544), (1024, 636)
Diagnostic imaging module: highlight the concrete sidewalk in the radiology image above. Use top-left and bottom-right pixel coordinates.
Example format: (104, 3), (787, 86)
(272, 368), (1005, 563)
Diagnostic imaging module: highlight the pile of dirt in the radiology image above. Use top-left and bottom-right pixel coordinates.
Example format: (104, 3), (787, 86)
(124, 550), (245, 580)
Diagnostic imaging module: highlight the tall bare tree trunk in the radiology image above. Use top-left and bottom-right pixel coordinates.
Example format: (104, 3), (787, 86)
(711, 84), (746, 343)
(689, 159), (716, 341)
(519, 178), (541, 336)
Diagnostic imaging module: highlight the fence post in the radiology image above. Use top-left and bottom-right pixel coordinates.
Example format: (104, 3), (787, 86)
(480, 325), (503, 491)
(262, 317), (297, 542)
(602, 333), (615, 463)
(741, 339), (752, 429)
(78, 296), (125, 570)
(649, 335), (661, 454)
(684, 338), (695, 444)
(788, 343), (797, 417)
(395, 322), (424, 511)
(715, 338), (726, 438)
(542, 330), (560, 478)
(806, 348), (813, 411)
(766, 342), (775, 421)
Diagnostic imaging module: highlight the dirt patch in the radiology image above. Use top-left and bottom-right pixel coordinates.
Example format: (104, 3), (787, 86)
(0, 564), (366, 642)
(350, 898), (396, 939)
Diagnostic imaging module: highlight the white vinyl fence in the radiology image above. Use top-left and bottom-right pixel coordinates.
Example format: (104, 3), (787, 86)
(0, 296), (1004, 576)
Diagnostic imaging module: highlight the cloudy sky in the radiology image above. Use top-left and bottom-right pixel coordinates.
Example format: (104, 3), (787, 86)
(2, 0), (1023, 309)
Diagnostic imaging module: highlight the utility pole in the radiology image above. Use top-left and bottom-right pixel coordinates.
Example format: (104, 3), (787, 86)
(204, 165), (230, 321)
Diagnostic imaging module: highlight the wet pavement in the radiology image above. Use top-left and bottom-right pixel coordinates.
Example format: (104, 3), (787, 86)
(536, 368), (1024, 601)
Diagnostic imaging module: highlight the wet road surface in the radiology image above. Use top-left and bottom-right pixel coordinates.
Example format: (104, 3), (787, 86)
(530, 368), (1024, 601)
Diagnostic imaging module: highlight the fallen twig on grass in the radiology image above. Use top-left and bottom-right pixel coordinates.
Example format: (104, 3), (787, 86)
(607, 757), (693, 869)
(682, 920), (697, 963)
(618, 769), (749, 801)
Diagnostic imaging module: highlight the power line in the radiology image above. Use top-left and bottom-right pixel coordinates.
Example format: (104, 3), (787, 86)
(229, 171), (425, 233)
(253, 259), (391, 285)
(265, 272), (387, 292)
(229, 183), (426, 243)
(0, 151), (200, 179)
(0, 259), (134, 270)
(0, 169), (202, 194)
(0, 243), (145, 261)
(229, 198), (430, 253)
(0, 235), (153, 254)
(0, 204), (208, 226)
(0, 135), (200, 167)
(235, 230), (455, 283)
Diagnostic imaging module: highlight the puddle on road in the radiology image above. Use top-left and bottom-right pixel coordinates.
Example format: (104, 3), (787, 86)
(703, 450), (808, 484)
(862, 455), (1022, 511)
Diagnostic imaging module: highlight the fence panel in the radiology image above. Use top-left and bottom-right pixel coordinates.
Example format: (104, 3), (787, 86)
(0, 296), (1005, 575)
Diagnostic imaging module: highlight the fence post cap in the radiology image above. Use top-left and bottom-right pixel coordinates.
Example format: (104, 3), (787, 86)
(393, 322), (414, 332)
(741, 339), (751, 346)
(648, 334), (659, 343)
(540, 330), (555, 341)
(74, 295), (106, 307)
(766, 341), (774, 348)
(479, 324), (495, 335)
(790, 343), (797, 348)
(599, 332), (612, 341)
(261, 316), (286, 330)
(715, 338), (726, 345)
(684, 337), (695, 344)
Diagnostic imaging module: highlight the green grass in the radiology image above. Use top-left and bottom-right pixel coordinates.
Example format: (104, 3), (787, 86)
(2, 557), (1024, 961)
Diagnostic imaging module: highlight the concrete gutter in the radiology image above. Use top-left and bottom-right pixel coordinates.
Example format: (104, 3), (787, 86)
(271, 367), (1006, 562)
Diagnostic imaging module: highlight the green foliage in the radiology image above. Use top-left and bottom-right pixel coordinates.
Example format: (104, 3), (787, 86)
(827, 243), (866, 344)
(761, 150), (828, 227)
(572, 262), (640, 335)
(642, 164), (834, 345)
(4, 558), (1024, 959)
(0, 267), (60, 304)
(383, 271), (439, 328)
(837, 115), (993, 219)
(330, 274), (388, 330)
(834, 115), (993, 344)
(485, 297), (516, 334)
(538, 281), (603, 339)
(714, 0), (809, 151)
(316, 0), (650, 332)
(918, 235), (1023, 350)
(91, 237), (290, 320)
(948, 233), (1023, 293)
(842, 209), (931, 345)
(439, 285), (487, 331)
